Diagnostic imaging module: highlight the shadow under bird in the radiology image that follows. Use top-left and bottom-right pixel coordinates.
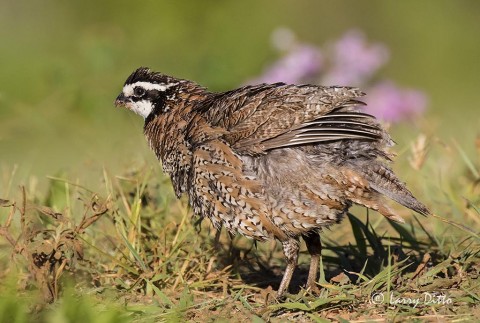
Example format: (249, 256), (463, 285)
(114, 67), (430, 297)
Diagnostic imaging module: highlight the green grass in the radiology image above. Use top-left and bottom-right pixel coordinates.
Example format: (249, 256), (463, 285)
(1, 133), (479, 322)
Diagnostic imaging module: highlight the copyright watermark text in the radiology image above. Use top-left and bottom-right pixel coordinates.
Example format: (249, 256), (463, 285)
(370, 292), (453, 308)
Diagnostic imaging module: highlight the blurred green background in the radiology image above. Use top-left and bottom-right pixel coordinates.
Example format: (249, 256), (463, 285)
(1, 0), (479, 188)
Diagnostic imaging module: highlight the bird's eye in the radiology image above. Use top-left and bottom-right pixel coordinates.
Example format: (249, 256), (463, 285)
(134, 87), (146, 97)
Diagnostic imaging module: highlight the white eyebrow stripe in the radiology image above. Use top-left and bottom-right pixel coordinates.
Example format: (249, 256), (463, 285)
(123, 81), (178, 96)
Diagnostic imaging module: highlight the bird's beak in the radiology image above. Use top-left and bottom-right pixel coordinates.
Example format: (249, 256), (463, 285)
(115, 93), (128, 108)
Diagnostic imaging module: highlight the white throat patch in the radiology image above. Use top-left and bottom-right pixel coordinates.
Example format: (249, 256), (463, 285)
(128, 100), (154, 119)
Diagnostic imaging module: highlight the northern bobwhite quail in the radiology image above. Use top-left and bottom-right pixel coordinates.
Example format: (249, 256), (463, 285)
(115, 67), (430, 297)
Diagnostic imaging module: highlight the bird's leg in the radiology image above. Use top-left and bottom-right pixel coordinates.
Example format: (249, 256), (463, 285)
(302, 232), (322, 294)
(276, 238), (300, 298)
(213, 229), (222, 250)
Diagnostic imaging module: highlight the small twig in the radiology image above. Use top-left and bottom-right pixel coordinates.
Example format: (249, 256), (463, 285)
(411, 253), (431, 280)
(20, 186), (26, 237)
(0, 201), (17, 246)
(431, 213), (480, 240)
(4, 202), (16, 227)
(0, 227), (16, 246)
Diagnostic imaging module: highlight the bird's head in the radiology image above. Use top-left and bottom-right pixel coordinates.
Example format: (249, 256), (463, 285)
(115, 67), (183, 119)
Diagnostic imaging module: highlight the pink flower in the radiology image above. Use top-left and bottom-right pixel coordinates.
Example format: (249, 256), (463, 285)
(323, 30), (389, 86)
(246, 28), (428, 123)
(247, 45), (323, 84)
(364, 81), (427, 122)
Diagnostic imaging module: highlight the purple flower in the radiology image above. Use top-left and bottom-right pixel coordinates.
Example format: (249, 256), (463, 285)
(364, 81), (427, 122)
(323, 30), (389, 86)
(246, 28), (428, 123)
(247, 45), (323, 85)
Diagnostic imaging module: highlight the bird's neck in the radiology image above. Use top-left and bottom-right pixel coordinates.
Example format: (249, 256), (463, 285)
(143, 89), (213, 181)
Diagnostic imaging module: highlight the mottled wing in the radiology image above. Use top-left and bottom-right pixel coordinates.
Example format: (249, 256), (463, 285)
(261, 111), (383, 150)
(204, 84), (387, 155)
(189, 139), (288, 241)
